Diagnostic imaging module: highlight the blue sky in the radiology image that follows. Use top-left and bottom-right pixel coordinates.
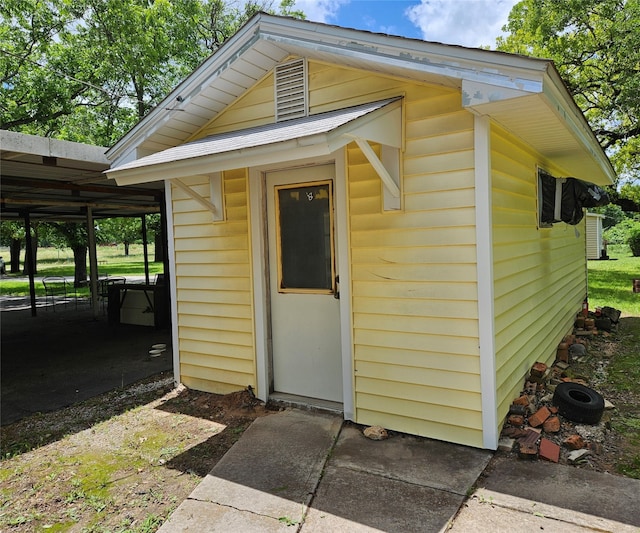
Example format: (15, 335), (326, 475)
(292, 0), (520, 49)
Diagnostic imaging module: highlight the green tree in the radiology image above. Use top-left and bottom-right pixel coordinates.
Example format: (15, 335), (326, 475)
(97, 217), (142, 256)
(0, 220), (25, 273)
(497, 0), (640, 187)
(590, 204), (626, 229)
(1, 0), (304, 146)
(47, 222), (88, 285)
(146, 213), (164, 262)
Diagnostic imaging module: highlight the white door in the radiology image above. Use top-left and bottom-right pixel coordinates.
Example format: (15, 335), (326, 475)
(266, 165), (343, 402)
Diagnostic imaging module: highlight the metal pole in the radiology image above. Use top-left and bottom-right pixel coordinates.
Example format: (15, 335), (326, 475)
(142, 214), (150, 285)
(86, 207), (100, 319)
(23, 212), (37, 317)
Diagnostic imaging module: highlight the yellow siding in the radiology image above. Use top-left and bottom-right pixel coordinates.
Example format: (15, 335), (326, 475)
(192, 74), (276, 138)
(172, 169), (256, 395)
(491, 126), (585, 428)
(336, 71), (482, 448)
(182, 60), (482, 447)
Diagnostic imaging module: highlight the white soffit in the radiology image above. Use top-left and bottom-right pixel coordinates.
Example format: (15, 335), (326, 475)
(107, 98), (402, 185)
(465, 91), (614, 186)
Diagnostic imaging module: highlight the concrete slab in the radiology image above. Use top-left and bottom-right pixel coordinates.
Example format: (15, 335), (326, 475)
(154, 498), (293, 533)
(166, 409), (341, 530)
(448, 491), (631, 533)
(302, 464), (464, 532)
(479, 455), (640, 528)
(158, 410), (640, 533)
(330, 424), (493, 494)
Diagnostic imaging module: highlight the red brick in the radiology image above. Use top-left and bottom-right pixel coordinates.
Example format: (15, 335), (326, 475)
(557, 350), (569, 363)
(539, 438), (560, 462)
(543, 416), (561, 433)
(549, 406), (559, 415)
(508, 415), (525, 426)
(513, 395), (530, 406)
(517, 429), (541, 446)
(502, 427), (528, 438)
(563, 434), (586, 450)
(530, 362), (548, 378)
(518, 443), (538, 459)
(528, 406), (551, 428)
(509, 404), (527, 416)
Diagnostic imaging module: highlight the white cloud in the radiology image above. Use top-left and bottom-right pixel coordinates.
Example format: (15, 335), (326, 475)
(292, 0), (351, 23)
(405, 0), (519, 48)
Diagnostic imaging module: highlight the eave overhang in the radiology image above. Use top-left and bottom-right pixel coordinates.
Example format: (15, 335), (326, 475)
(106, 13), (615, 187)
(463, 65), (615, 186)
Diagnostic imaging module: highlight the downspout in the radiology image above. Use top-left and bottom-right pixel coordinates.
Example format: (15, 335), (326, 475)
(474, 114), (498, 450)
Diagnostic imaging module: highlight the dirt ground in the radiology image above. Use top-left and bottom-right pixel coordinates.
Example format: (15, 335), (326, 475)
(0, 376), (270, 532)
(1, 319), (638, 532)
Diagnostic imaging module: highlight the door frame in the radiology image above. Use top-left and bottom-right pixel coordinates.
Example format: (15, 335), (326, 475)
(248, 149), (354, 419)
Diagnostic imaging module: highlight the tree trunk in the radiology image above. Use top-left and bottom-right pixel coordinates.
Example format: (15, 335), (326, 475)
(10, 239), (21, 273)
(72, 245), (88, 287)
(22, 227), (38, 275)
(124, 242), (130, 256)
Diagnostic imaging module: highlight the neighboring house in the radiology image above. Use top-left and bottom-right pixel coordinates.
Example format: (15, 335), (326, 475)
(586, 213), (606, 260)
(106, 13), (615, 450)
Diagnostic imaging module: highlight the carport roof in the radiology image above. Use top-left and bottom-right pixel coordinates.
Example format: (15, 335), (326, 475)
(1, 130), (163, 222)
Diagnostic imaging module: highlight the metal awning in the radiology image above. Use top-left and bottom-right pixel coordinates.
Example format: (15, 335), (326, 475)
(107, 98), (403, 186)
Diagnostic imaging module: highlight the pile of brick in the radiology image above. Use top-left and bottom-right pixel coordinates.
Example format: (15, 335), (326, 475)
(498, 306), (620, 465)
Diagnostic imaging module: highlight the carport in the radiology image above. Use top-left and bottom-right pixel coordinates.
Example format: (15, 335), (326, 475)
(1, 130), (173, 424)
(0, 130), (168, 317)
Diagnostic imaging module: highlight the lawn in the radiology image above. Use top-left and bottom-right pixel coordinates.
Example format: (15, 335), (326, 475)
(0, 245), (163, 297)
(587, 244), (640, 317)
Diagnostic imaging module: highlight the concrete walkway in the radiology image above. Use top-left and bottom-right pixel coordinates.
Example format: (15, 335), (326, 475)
(157, 408), (640, 532)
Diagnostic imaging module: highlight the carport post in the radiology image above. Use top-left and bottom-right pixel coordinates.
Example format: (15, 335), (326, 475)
(23, 211), (37, 317)
(86, 207), (100, 319)
(141, 214), (150, 285)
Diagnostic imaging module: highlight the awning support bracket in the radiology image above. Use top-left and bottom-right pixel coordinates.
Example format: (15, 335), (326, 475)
(169, 178), (219, 219)
(351, 137), (400, 199)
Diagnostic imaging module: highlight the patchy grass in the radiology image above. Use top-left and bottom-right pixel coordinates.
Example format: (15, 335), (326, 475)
(606, 317), (640, 478)
(585, 245), (640, 478)
(588, 245), (640, 316)
(0, 377), (268, 532)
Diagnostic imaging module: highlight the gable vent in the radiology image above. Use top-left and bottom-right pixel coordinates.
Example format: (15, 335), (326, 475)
(275, 58), (308, 122)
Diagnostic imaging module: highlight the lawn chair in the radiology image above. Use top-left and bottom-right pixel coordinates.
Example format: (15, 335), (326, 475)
(42, 276), (68, 311)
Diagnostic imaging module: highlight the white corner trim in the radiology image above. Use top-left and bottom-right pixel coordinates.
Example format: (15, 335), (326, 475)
(248, 168), (270, 402)
(164, 180), (180, 387)
(334, 148), (355, 420)
(474, 114), (498, 450)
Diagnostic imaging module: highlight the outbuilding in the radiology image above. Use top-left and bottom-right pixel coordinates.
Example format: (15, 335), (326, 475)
(586, 212), (606, 260)
(106, 14), (615, 449)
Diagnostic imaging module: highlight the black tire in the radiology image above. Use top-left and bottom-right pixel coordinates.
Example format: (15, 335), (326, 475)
(552, 382), (605, 424)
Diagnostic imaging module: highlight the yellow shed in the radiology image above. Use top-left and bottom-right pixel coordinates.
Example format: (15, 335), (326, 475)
(106, 14), (615, 450)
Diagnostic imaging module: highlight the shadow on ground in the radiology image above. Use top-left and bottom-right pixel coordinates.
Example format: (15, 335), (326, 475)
(1, 297), (172, 426)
